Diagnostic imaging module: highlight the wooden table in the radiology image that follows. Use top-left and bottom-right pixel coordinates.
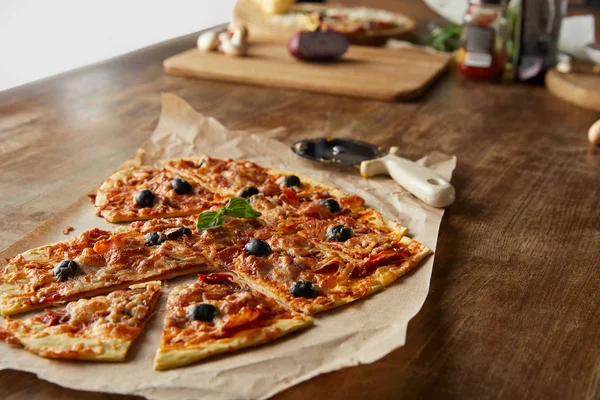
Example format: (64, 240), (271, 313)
(1, 2), (599, 399)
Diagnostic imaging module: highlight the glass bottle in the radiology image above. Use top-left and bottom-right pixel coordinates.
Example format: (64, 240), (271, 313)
(457, 0), (509, 81)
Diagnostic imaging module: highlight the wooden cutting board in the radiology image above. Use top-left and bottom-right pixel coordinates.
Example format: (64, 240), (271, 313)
(546, 68), (600, 112)
(163, 43), (450, 101)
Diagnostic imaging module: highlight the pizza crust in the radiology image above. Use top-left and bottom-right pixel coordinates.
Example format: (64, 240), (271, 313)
(154, 317), (312, 370)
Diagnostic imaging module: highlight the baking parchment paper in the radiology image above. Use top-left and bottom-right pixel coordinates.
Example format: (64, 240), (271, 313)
(0, 93), (456, 400)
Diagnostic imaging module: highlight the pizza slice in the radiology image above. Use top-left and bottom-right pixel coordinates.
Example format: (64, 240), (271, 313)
(0, 223), (210, 316)
(228, 223), (430, 314)
(0, 281), (161, 361)
(154, 273), (312, 370)
(93, 165), (227, 222)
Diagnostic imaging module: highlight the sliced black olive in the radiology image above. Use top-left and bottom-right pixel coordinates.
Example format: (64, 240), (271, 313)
(188, 303), (218, 322)
(145, 232), (166, 246)
(284, 175), (301, 187)
(319, 199), (340, 213)
(290, 281), (318, 298)
(53, 260), (79, 281)
(238, 186), (259, 198)
(325, 225), (353, 242)
(243, 239), (272, 257)
(134, 189), (155, 208)
(165, 226), (192, 240)
(171, 178), (192, 195)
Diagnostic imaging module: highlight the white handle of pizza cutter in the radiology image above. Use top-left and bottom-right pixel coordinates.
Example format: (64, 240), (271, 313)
(360, 147), (455, 208)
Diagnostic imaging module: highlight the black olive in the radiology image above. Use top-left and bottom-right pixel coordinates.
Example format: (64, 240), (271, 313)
(289, 281), (319, 298)
(145, 232), (166, 246)
(325, 225), (353, 242)
(284, 175), (301, 187)
(243, 239), (272, 257)
(188, 303), (218, 322)
(171, 178), (192, 195)
(134, 189), (155, 208)
(53, 260), (79, 281)
(319, 199), (340, 213)
(165, 226), (192, 240)
(238, 186), (259, 198)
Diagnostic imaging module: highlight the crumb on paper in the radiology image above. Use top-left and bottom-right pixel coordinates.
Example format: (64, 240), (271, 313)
(62, 226), (74, 235)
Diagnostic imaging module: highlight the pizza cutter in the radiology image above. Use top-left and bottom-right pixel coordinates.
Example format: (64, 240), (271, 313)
(291, 137), (455, 208)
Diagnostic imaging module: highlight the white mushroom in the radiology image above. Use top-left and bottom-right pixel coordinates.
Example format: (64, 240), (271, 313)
(217, 27), (248, 57)
(588, 119), (600, 146)
(230, 25), (248, 47)
(218, 36), (247, 57)
(197, 29), (222, 52)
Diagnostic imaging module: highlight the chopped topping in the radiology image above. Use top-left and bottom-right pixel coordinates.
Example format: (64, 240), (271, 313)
(325, 225), (353, 242)
(134, 189), (155, 208)
(319, 199), (341, 213)
(284, 175), (301, 187)
(244, 239), (272, 257)
(171, 178), (192, 195)
(289, 281), (319, 298)
(198, 273), (233, 285)
(187, 303), (218, 322)
(53, 260), (79, 281)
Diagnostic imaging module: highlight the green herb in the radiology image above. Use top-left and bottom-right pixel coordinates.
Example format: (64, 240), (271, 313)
(197, 198), (261, 231)
(428, 23), (462, 53)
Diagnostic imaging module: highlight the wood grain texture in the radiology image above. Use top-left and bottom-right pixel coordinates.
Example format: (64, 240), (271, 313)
(546, 68), (600, 112)
(1, 1), (600, 399)
(164, 43), (450, 101)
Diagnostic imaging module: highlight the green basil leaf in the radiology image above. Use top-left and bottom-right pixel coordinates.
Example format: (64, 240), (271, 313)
(197, 211), (225, 231)
(222, 197), (262, 219)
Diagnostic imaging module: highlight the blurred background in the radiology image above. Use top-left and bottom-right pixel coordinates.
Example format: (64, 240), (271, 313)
(0, 0), (597, 91)
(0, 0), (236, 91)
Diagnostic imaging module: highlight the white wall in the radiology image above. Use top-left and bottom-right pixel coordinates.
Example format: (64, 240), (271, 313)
(0, 0), (236, 91)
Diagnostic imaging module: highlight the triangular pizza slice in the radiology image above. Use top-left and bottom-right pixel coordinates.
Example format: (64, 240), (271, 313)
(228, 227), (430, 315)
(0, 281), (161, 361)
(154, 273), (312, 370)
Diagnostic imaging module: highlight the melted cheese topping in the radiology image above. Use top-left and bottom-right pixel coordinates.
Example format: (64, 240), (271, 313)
(96, 166), (226, 222)
(159, 274), (305, 349)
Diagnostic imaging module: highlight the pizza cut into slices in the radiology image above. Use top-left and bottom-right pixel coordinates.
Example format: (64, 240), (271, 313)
(0, 281), (161, 361)
(153, 273), (312, 370)
(0, 224), (210, 316)
(93, 165), (227, 223)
